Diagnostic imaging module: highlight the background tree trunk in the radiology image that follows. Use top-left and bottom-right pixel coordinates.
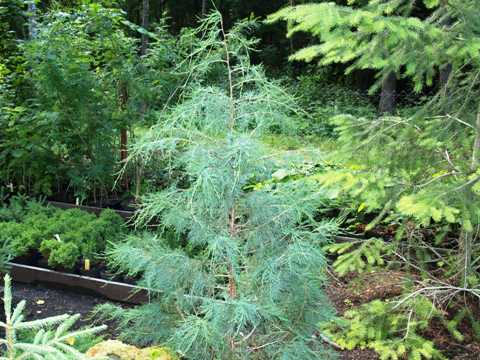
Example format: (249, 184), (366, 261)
(141, 0), (150, 56)
(439, 63), (452, 89)
(439, 63), (453, 105)
(289, 0), (295, 52)
(458, 104), (480, 285)
(28, 1), (37, 39)
(379, 71), (397, 115)
(201, 0), (207, 15)
(119, 83), (129, 189)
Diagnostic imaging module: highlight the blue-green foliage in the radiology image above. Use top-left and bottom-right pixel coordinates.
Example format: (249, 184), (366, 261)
(100, 12), (337, 360)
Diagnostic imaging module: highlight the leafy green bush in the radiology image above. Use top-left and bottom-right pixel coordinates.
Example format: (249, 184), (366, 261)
(40, 240), (81, 270)
(0, 4), (181, 201)
(0, 201), (125, 270)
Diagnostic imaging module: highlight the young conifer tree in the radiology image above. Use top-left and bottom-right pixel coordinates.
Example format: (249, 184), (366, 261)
(102, 11), (337, 360)
(270, 0), (480, 287)
(0, 275), (106, 359)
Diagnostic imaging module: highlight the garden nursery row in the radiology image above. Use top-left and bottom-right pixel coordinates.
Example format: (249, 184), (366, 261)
(0, 0), (480, 359)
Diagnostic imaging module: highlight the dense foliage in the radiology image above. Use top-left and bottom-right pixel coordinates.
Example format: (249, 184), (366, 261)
(0, 197), (124, 270)
(98, 12), (338, 360)
(269, 1), (480, 358)
(0, 3), (181, 201)
(1, 0), (480, 359)
(322, 297), (447, 360)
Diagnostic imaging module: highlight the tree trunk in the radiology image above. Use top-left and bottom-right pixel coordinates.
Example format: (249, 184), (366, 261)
(28, 1), (37, 39)
(141, 0), (150, 56)
(120, 128), (128, 163)
(439, 63), (453, 106)
(119, 83), (129, 189)
(201, 0), (207, 15)
(289, 0), (295, 52)
(459, 104), (480, 286)
(439, 63), (452, 90)
(378, 71), (397, 115)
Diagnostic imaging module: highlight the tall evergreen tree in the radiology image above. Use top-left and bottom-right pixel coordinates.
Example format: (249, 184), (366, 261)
(100, 11), (337, 360)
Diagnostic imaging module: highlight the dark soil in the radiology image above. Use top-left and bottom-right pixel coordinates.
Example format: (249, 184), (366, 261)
(12, 281), (122, 337)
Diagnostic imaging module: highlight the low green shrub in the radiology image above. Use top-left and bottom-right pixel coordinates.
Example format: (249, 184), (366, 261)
(40, 240), (81, 270)
(0, 200), (125, 270)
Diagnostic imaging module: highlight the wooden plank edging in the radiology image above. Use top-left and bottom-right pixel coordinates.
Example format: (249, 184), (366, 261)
(47, 201), (135, 220)
(9, 262), (149, 305)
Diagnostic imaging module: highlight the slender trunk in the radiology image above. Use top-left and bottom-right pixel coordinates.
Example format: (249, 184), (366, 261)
(28, 1), (37, 39)
(439, 63), (452, 91)
(120, 128), (128, 163)
(378, 71), (397, 115)
(459, 104), (480, 285)
(227, 207), (237, 354)
(228, 207), (237, 298)
(288, 0), (295, 52)
(201, 0), (207, 15)
(135, 165), (143, 200)
(119, 83), (129, 189)
(471, 105), (480, 171)
(439, 63), (453, 106)
(141, 0), (150, 56)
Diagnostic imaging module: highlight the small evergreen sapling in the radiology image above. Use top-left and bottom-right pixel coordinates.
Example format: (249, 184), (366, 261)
(0, 275), (106, 359)
(101, 11), (337, 360)
(321, 297), (446, 360)
(324, 238), (393, 277)
(271, 0), (480, 289)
